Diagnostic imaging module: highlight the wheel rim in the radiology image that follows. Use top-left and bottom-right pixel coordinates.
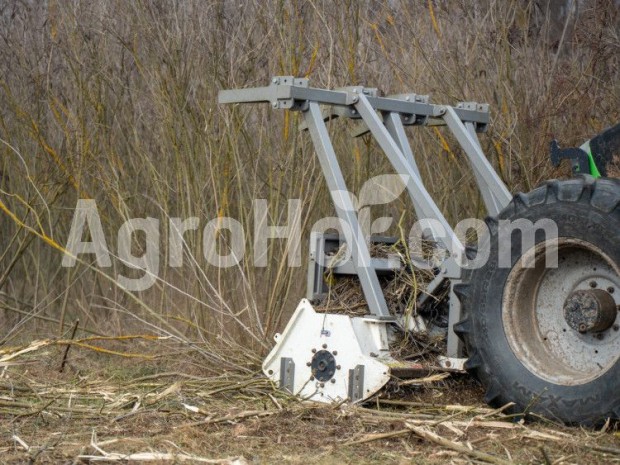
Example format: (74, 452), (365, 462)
(502, 238), (620, 385)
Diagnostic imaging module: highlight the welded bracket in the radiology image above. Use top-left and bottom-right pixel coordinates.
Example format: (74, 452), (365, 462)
(280, 357), (295, 393)
(348, 365), (365, 402)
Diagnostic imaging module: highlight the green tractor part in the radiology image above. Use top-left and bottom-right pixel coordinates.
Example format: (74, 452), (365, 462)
(550, 123), (620, 178)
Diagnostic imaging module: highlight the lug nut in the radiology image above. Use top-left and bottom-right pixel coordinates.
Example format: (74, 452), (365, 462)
(332, 350), (338, 356)
(613, 324), (619, 331)
(589, 281), (598, 288)
(322, 343), (328, 349)
(607, 287), (615, 294)
(331, 379), (336, 384)
(311, 348), (317, 353)
(306, 362), (311, 367)
(336, 365), (341, 370)
(319, 382), (325, 388)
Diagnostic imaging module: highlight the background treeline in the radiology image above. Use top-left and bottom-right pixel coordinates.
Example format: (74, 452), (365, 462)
(0, 0), (618, 370)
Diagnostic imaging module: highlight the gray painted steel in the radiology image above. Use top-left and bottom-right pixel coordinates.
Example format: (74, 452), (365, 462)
(348, 365), (365, 402)
(280, 357), (295, 393)
(443, 107), (511, 215)
(218, 77), (513, 357)
(304, 102), (392, 319)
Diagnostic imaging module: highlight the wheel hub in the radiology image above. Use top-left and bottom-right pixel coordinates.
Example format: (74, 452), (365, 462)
(502, 238), (620, 385)
(563, 289), (617, 334)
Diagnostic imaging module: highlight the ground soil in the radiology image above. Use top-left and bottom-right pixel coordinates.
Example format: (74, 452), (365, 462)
(0, 341), (618, 464)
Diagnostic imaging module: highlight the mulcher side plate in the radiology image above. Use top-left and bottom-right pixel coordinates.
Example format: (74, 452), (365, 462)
(262, 299), (393, 403)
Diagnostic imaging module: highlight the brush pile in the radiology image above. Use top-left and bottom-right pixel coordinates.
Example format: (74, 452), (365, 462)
(315, 240), (447, 318)
(314, 239), (450, 361)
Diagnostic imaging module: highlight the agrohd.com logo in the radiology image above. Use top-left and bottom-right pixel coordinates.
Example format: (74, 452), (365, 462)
(61, 175), (559, 291)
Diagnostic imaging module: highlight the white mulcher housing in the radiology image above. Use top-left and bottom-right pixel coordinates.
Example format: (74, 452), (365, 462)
(262, 300), (392, 403)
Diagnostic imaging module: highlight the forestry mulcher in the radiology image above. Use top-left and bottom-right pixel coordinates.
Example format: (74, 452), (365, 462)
(219, 77), (620, 425)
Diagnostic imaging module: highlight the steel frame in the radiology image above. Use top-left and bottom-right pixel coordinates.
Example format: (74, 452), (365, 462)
(219, 76), (512, 357)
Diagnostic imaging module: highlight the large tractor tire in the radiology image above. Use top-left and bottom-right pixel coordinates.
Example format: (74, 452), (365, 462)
(455, 177), (620, 425)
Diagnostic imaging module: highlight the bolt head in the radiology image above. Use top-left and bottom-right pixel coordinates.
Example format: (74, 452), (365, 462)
(322, 343), (327, 349)
(332, 350), (338, 356)
(589, 281), (598, 288)
(330, 379), (336, 384)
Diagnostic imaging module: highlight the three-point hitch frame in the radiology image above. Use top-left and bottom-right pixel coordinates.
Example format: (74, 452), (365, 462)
(219, 76), (512, 364)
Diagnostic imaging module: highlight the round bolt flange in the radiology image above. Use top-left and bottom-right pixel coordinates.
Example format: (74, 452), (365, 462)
(310, 350), (337, 382)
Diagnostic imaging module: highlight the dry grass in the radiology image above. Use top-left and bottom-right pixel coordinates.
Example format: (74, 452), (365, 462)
(0, 1), (619, 461)
(1, 1), (618, 366)
(0, 344), (619, 464)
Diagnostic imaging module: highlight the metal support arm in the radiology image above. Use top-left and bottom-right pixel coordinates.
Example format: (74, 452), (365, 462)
(303, 102), (393, 319)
